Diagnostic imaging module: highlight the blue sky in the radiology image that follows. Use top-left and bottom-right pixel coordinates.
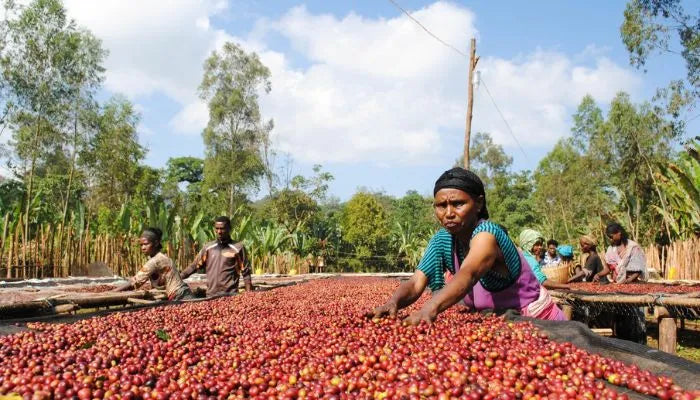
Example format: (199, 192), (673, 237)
(57, 0), (698, 201)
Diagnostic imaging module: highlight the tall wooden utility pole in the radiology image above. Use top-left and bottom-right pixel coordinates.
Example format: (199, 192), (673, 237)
(463, 38), (479, 169)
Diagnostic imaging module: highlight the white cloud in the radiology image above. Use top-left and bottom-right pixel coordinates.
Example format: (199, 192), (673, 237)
(472, 51), (642, 147)
(63, 1), (642, 165)
(64, 0), (227, 104)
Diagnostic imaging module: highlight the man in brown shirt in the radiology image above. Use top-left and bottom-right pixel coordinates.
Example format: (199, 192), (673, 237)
(181, 216), (253, 296)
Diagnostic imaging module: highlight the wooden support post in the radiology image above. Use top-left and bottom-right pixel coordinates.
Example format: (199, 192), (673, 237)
(655, 306), (677, 354)
(562, 304), (573, 320)
(463, 38), (479, 169)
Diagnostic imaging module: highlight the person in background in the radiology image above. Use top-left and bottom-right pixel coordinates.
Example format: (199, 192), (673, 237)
(556, 244), (578, 280)
(578, 234), (605, 282)
(603, 250), (618, 283)
(519, 229), (570, 290)
(180, 216), (254, 296)
(568, 265), (586, 283)
(557, 245), (574, 267)
(114, 228), (195, 301)
(541, 239), (561, 267)
(367, 168), (566, 323)
(596, 223), (647, 284)
(597, 222), (648, 344)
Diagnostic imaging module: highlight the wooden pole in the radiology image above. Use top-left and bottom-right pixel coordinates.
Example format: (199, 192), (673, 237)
(463, 38), (479, 169)
(655, 306), (676, 354)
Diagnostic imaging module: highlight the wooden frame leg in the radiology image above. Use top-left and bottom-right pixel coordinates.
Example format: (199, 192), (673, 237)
(655, 307), (677, 354)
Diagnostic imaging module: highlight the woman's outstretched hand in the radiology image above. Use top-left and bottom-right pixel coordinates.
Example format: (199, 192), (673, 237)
(365, 301), (398, 319)
(403, 306), (437, 325)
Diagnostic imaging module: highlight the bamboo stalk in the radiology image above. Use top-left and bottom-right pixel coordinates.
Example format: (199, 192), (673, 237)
(7, 225), (14, 279)
(1, 213), (8, 266)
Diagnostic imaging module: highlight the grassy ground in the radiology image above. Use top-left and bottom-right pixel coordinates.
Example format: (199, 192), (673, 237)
(646, 325), (700, 363)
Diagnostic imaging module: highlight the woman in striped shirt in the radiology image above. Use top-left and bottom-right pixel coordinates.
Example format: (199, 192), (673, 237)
(367, 167), (565, 324)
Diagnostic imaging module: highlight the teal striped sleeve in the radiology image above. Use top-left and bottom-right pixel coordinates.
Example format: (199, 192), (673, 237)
(524, 252), (547, 284)
(416, 229), (452, 292)
(471, 221), (522, 291)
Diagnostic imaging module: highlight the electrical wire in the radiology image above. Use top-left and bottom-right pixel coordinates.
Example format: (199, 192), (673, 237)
(684, 112), (700, 123)
(479, 77), (529, 159)
(386, 0), (467, 58)
(387, 0), (528, 160)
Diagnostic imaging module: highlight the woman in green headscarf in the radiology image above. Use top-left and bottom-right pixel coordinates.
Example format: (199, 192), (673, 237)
(518, 229), (569, 290)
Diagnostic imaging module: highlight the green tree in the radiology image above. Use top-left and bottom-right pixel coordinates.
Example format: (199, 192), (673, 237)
(655, 137), (700, 238)
(536, 93), (680, 245)
(604, 93), (678, 241)
(391, 190), (435, 237)
(462, 132), (513, 190)
(57, 28), (105, 258)
(621, 0), (699, 96)
(81, 95), (145, 210)
(533, 139), (610, 244)
(341, 192), (390, 260)
(198, 42), (271, 216)
(1, 0), (82, 241)
(263, 189), (319, 234)
(488, 171), (538, 236)
(290, 164), (334, 202)
(163, 156), (204, 216)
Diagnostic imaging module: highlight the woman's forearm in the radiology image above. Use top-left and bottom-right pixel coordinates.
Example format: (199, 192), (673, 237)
(543, 280), (569, 290)
(624, 272), (640, 283)
(114, 281), (134, 292)
(595, 265), (610, 280)
(426, 271), (479, 315)
(390, 279), (424, 309)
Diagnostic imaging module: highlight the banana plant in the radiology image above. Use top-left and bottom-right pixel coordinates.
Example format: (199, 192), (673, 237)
(248, 224), (290, 272)
(392, 222), (428, 269)
(145, 203), (176, 242)
(655, 149), (700, 239)
(188, 211), (212, 247)
(290, 231), (315, 259)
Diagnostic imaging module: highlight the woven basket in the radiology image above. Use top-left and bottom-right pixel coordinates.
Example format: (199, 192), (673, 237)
(542, 263), (569, 284)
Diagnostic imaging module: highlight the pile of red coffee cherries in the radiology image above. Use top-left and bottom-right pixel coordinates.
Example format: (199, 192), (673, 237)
(568, 282), (699, 295)
(0, 277), (697, 399)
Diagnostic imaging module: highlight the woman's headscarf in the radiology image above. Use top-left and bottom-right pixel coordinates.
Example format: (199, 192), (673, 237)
(580, 234), (597, 248)
(557, 245), (574, 258)
(433, 167), (489, 219)
(518, 229), (543, 254)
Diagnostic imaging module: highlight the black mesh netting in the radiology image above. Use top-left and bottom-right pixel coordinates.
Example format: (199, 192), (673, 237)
(563, 297), (700, 320)
(502, 310), (700, 392)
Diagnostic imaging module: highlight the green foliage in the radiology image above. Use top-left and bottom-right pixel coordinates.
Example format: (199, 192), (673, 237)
(199, 42), (271, 216)
(155, 329), (170, 342)
(533, 139), (609, 244)
(391, 221), (428, 271)
(461, 132), (513, 189)
(0, 179), (24, 215)
(534, 93), (684, 246)
(81, 95), (145, 210)
(390, 190), (436, 237)
(488, 171), (538, 236)
(621, 0), (699, 96)
(290, 164), (334, 202)
(655, 138), (700, 238)
(165, 157), (204, 184)
(341, 192), (390, 262)
(263, 189), (318, 234)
